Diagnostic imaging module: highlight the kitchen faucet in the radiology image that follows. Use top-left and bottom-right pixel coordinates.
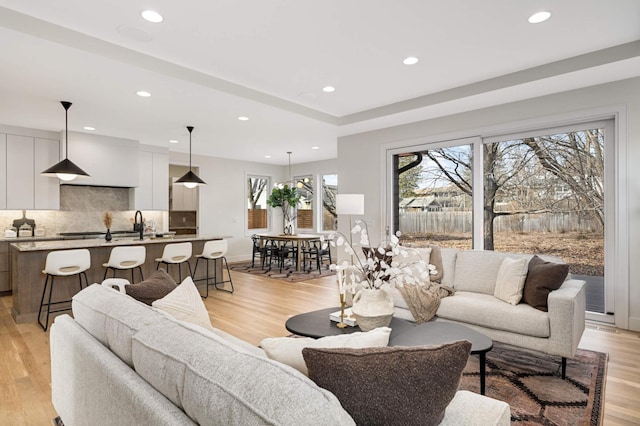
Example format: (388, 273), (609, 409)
(133, 210), (144, 240)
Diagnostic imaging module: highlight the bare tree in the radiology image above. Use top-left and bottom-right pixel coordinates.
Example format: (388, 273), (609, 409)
(247, 177), (267, 209)
(523, 130), (604, 227)
(419, 130), (604, 250)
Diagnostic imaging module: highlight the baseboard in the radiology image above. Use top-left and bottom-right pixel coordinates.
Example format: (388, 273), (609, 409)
(628, 316), (640, 332)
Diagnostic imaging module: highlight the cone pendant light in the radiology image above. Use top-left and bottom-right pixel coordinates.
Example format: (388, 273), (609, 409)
(42, 101), (90, 181)
(175, 126), (206, 188)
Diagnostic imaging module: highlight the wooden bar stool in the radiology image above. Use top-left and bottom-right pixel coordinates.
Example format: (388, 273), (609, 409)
(155, 242), (192, 282)
(193, 240), (234, 297)
(102, 246), (146, 283)
(38, 249), (90, 331)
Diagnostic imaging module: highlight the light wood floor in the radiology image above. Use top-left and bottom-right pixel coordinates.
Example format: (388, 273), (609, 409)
(1, 271), (639, 425)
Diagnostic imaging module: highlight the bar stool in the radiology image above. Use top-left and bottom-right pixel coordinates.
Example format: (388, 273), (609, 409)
(193, 240), (234, 297)
(38, 249), (91, 331)
(102, 246), (146, 283)
(155, 242), (192, 282)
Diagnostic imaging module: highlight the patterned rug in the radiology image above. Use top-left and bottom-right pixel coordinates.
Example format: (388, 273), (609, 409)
(460, 342), (607, 425)
(230, 260), (335, 283)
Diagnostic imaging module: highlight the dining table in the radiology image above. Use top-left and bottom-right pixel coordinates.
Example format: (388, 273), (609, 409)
(257, 233), (324, 271)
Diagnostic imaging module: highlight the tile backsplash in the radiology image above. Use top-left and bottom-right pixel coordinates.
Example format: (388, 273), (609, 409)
(0, 186), (166, 236)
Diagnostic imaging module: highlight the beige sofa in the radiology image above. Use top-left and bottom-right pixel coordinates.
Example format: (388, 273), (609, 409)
(50, 284), (511, 425)
(386, 248), (586, 377)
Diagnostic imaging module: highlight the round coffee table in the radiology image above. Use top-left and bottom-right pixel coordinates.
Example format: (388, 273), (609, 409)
(285, 307), (493, 395)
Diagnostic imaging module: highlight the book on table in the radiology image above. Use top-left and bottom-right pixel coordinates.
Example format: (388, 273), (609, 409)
(329, 307), (357, 327)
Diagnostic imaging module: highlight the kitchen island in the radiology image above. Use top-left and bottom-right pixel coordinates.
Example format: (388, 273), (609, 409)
(10, 234), (227, 324)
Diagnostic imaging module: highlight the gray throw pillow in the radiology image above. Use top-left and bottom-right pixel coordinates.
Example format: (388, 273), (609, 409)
(302, 340), (471, 426)
(522, 255), (569, 311)
(125, 269), (177, 305)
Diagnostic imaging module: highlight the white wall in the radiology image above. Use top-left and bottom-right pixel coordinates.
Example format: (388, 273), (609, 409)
(169, 152), (337, 263)
(338, 77), (640, 331)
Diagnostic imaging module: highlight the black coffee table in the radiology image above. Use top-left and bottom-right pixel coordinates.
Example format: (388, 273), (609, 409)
(285, 307), (493, 395)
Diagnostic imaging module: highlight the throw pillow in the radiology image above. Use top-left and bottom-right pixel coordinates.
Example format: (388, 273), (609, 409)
(522, 255), (569, 311)
(426, 244), (444, 283)
(125, 269), (176, 305)
(302, 340), (471, 426)
(261, 327), (391, 376)
(152, 276), (213, 330)
(493, 257), (529, 305)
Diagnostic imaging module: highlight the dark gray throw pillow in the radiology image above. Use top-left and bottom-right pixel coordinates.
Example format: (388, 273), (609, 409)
(302, 340), (471, 426)
(522, 255), (569, 311)
(125, 269), (177, 305)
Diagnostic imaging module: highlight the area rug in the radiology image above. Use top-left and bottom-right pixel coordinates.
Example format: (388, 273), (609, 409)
(460, 342), (607, 425)
(230, 260), (335, 283)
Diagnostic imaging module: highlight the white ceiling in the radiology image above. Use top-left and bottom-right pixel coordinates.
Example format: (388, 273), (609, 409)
(0, 0), (639, 165)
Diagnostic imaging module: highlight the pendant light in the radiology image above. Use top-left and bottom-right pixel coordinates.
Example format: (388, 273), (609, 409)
(42, 101), (90, 181)
(175, 126), (206, 188)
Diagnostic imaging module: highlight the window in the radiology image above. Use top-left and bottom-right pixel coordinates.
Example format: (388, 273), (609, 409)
(295, 175), (313, 230)
(391, 120), (613, 321)
(394, 145), (473, 249)
(485, 126), (606, 314)
(322, 174), (338, 231)
(247, 176), (269, 230)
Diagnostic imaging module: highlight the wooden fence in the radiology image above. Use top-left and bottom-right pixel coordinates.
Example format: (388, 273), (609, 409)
(399, 211), (602, 234)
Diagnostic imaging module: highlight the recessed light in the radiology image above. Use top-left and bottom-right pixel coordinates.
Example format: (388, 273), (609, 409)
(322, 86), (335, 93)
(136, 90), (151, 97)
(83, 126), (95, 131)
(169, 139), (179, 144)
(237, 116), (249, 121)
(528, 11), (551, 23)
(403, 56), (419, 65)
(265, 155), (271, 159)
(141, 10), (163, 23)
(311, 146), (319, 150)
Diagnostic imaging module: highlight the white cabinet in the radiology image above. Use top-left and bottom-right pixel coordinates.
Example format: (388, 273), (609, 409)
(171, 178), (198, 211)
(66, 131), (139, 187)
(7, 134), (35, 209)
(5, 134), (60, 210)
(0, 134), (5, 209)
(34, 138), (60, 209)
(132, 148), (169, 210)
(152, 152), (169, 210)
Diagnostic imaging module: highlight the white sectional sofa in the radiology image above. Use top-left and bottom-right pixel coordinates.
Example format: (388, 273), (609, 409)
(386, 248), (586, 376)
(50, 283), (511, 426)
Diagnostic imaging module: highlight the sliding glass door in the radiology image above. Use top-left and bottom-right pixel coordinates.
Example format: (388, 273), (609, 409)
(390, 120), (614, 323)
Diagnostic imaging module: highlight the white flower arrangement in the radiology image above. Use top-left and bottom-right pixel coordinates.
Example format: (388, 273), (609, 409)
(328, 219), (433, 291)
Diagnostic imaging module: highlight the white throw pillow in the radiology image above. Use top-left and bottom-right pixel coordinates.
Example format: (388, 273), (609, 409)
(494, 257), (529, 305)
(261, 327), (392, 376)
(152, 276), (213, 329)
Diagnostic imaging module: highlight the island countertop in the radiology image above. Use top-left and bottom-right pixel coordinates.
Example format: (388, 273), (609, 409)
(10, 234), (227, 252)
(9, 234), (229, 324)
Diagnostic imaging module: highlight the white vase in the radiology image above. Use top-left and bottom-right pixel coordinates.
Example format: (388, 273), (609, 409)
(351, 288), (395, 331)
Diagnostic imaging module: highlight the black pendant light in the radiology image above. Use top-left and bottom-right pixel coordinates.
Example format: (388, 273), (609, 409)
(42, 101), (90, 181)
(175, 126), (206, 188)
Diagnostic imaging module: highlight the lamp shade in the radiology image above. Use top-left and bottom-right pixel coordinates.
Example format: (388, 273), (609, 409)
(336, 194), (364, 215)
(175, 170), (206, 188)
(41, 101), (90, 181)
(41, 158), (90, 181)
(176, 125), (206, 187)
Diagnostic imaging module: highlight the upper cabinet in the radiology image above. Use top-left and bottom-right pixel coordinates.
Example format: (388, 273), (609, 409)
(132, 145), (169, 211)
(66, 131), (139, 187)
(4, 134), (59, 210)
(0, 134), (6, 209)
